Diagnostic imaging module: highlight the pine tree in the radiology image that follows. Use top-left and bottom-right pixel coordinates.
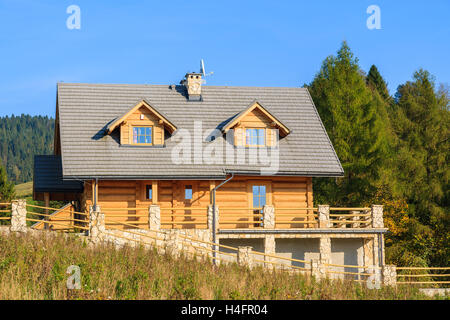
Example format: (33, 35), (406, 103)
(307, 42), (389, 206)
(366, 65), (391, 102)
(0, 161), (15, 201)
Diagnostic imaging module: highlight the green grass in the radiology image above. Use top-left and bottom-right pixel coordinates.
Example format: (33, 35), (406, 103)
(0, 231), (445, 300)
(14, 181), (33, 198)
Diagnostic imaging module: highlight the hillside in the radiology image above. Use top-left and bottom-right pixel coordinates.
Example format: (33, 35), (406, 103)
(0, 230), (438, 300)
(0, 115), (54, 184)
(14, 181), (33, 198)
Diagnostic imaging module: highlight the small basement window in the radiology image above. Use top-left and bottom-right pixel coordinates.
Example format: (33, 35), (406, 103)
(133, 126), (152, 145)
(246, 128), (265, 146)
(185, 185), (193, 200)
(146, 185), (152, 200)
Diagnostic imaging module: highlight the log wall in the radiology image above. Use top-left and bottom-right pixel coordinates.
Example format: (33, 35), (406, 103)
(82, 176), (314, 230)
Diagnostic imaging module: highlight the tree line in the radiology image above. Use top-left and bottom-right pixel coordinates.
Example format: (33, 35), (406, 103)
(0, 114), (54, 184)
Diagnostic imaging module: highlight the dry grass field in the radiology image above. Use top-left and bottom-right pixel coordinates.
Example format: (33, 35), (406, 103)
(0, 231), (444, 300)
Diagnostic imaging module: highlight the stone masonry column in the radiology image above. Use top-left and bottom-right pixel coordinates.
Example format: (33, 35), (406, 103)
(319, 236), (331, 277)
(10, 199), (27, 232)
(237, 246), (254, 269)
(318, 205), (330, 228)
(382, 265), (397, 287)
(264, 235), (276, 269)
(263, 205), (275, 229)
(363, 238), (374, 267)
(207, 204), (219, 261)
(89, 205), (105, 244)
(149, 204), (161, 231)
(371, 205), (384, 228)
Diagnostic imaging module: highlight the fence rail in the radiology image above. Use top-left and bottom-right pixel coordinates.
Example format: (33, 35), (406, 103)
(396, 267), (450, 286)
(0, 203), (11, 225)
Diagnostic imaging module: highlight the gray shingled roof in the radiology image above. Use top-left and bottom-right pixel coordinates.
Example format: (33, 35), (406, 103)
(57, 83), (343, 179)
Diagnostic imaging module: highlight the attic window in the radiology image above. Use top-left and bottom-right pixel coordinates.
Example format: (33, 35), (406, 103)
(246, 128), (265, 146)
(132, 126), (152, 145)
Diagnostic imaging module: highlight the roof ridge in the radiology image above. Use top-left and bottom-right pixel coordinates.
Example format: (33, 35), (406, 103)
(57, 82), (307, 90)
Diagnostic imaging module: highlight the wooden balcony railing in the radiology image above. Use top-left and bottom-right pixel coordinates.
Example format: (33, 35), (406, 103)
(19, 203), (383, 231)
(217, 205), (381, 230)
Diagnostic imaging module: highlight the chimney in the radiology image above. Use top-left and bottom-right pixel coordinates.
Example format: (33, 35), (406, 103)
(182, 72), (202, 101)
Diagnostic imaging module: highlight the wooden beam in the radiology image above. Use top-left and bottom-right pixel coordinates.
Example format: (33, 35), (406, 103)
(209, 180), (215, 204)
(44, 192), (50, 230)
(307, 177), (314, 228)
(152, 180), (158, 204)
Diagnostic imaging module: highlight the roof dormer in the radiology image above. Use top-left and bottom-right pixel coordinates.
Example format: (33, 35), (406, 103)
(221, 100), (290, 147)
(106, 99), (177, 146)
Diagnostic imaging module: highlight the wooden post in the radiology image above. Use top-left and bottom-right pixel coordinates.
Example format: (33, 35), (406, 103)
(306, 178), (314, 228)
(44, 192), (50, 230)
(209, 180), (215, 204)
(152, 180), (158, 204)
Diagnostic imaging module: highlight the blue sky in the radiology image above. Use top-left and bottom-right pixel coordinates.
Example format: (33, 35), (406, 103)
(0, 0), (449, 117)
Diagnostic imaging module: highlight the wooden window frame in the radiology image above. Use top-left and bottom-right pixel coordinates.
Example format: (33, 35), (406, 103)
(145, 184), (152, 200)
(131, 125), (154, 146)
(184, 185), (193, 200)
(245, 128), (266, 147)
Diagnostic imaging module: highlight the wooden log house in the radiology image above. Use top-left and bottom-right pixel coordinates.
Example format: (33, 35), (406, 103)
(32, 71), (387, 271)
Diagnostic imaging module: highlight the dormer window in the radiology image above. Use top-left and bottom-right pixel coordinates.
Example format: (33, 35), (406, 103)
(133, 126), (153, 145)
(246, 128), (265, 147)
(221, 101), (291, 148)
(106, 100), (177, 147)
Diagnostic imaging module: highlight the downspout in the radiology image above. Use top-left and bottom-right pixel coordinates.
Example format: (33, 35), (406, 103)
(378, 233), (384, 267)
(93, 178), (99, 211)
(211, 173), (234, 264)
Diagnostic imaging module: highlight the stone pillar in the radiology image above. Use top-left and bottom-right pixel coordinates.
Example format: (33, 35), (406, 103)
(149, 204), (161, 231)
(237, 246), (253, 269)
(310, 259), (327, 281)
(89, 205), (105, 244)
(318, 205), (330, 228)
(373, 235), (381, 268)
(264, 235), (276, 269)
(383, 265), (397, 287)
(371, 205), (384, 228)
(207, 204), (219, 233)
(319, 236), (331, 263)
(363, 238), (374, 267)
(263, 205), (275, 229)
(10, 199), (27, 232)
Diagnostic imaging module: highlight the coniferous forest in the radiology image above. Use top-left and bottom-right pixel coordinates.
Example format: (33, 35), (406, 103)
(0, 42), (448, 268)
(0, 114), (54, 183)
